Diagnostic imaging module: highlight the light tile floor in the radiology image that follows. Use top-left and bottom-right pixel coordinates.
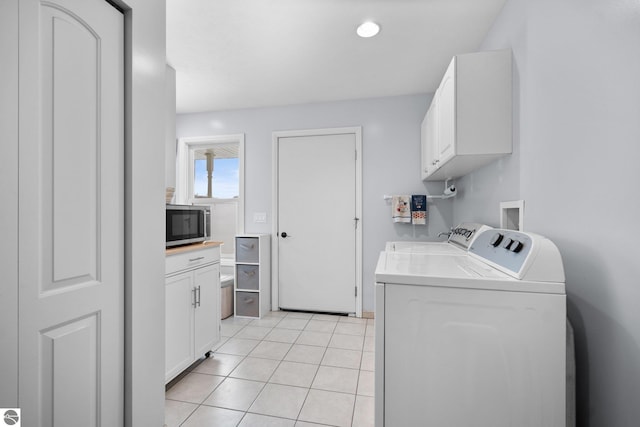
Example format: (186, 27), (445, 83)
(165, 311), (375, 427)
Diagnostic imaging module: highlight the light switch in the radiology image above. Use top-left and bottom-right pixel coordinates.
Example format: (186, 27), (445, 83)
(254, 212), (267, 223)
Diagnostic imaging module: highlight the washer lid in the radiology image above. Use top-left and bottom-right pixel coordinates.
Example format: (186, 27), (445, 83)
(374, 251), (565, 294)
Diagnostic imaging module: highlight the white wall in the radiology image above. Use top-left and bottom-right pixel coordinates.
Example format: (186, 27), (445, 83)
(176, 94), (452, 311)
(454, 0), (640, 425)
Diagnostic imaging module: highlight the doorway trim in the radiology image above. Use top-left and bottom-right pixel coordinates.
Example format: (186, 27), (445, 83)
(271, 127), (362, 317)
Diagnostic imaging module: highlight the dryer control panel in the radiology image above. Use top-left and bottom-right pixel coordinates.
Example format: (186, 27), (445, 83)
(448, 222), (493, 249)
(469, 229), (565, 282)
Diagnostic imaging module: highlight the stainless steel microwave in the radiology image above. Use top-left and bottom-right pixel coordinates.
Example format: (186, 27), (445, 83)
(166, 204), (211, 247)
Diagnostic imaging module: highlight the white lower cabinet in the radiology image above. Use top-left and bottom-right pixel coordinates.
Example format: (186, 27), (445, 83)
(165, 245), (221, 383)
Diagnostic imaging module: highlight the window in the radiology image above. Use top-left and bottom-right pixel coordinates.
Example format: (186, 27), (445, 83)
(193, 145), (239, 199)
(176, 135), (245, 258)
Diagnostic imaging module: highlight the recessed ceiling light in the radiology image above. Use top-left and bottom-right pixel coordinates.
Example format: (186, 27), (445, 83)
(356, 21), (380, 38)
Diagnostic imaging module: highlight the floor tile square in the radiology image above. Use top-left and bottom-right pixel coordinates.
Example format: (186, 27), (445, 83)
(235, 326), (273, 340)
(338, 316), (367, 324)
(277, 317), (310, 330)
(365, 324), (375, 337)
(203, 377), (265, 411)
(269, 361), (319, 388)
(296, 331), (332, 347)
(193, 353), (244, 376)
(263, 311), (288, 318)
(164, 399), (197, 427)
(221, 323), (245, 337)
(165, 372), (224, 404)
(311, 366), (359, 394)
(357, 370), (375, 396)
(284, 311), (314, 319)
(283, 344), (326, 365)
(249, 340), (292, 360)
(352, 395), (375, 427)
(321, 348), (362, 369)
(216, 337), (261, 356)
(249, 383), (309, 419)
(249, 317), (283, 328)
(181, 405), (244, 427)
(363, 335), (375, 352)
(222, 316), (254, 326)
(329, 333), (364, 351)
(334, 322), (366, 336)
(230, 357), (280, 382)
(304, 319), (337, 333)
(265, 328), (302, 344)
(298, 389), (355, 427)
(238, 413), (296, 427)
(360, 351), (374, 371)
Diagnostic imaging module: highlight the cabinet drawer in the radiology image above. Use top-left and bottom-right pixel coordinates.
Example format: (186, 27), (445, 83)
(236, 237), (259, 263)
(236, 264), (259, 290)
(236, 291), (259, 317)
(166, 245), (220, 275)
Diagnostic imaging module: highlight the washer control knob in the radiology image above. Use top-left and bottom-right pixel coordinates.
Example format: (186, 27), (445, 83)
(502, 238), (514, 249)
(510, 240), (524, 253)
(489, 233), (503, 247)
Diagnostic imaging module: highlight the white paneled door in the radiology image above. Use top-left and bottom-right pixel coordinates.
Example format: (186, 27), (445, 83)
(18, 0), (124, 426)
(276, 130), (361, 314)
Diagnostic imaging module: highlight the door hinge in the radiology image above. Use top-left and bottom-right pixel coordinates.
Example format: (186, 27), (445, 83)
(355, 150), (358, 161)
(355, 286), (358, 297)
(353, 217), (360, 229)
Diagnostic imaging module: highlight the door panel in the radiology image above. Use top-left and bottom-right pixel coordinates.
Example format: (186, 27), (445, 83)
(18, 0), (124, 425)
(277, 133), (356, 313)
(194, 263), (220, 356)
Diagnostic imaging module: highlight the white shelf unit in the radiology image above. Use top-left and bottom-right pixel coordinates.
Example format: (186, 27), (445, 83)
(234, 234), (271, 318)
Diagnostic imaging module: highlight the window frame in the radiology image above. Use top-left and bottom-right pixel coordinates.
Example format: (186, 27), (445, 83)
(175, 134), (245, 235)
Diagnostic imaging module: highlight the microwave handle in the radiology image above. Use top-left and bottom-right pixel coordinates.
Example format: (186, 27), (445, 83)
(204, 209), (211, 239)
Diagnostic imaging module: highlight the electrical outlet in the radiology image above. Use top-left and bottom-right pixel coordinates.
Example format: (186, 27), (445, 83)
(254, 212), (267, 223)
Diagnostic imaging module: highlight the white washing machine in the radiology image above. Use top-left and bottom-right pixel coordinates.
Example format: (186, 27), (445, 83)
(374, 229), (567, 427)
(385, 222), (492, 255)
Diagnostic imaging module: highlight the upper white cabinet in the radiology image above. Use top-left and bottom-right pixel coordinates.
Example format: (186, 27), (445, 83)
(421, 49), (512, 181)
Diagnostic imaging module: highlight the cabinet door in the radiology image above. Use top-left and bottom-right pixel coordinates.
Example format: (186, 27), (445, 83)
(194, 263), (220, 357)
(437, 58), (456, 165)
(422, 101), (439, 179)
(165, 272), (194, 381)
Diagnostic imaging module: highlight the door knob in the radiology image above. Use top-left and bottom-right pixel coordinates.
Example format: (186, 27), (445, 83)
(281, 232), (288, 238)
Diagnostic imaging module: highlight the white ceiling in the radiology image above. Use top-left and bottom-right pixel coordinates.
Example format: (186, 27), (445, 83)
(167, 0), (507, 114)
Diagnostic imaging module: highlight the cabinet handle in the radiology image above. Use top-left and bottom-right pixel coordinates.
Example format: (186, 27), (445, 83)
(189, 256), (205, 262)
(240, 243), (255, 250)
(192, 287), (197, 307)
(196, 285), (201, 307)
(243, 297), (254, 304)
(242, 270), (256, 277)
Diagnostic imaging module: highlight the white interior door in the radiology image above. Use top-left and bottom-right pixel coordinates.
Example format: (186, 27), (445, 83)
(276, 131), (359, 314)
(18, 0), (124, 425)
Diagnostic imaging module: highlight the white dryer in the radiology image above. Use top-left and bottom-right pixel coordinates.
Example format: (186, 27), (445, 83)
(374, 229), (567, 427)
(385, 222), (492, 255)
